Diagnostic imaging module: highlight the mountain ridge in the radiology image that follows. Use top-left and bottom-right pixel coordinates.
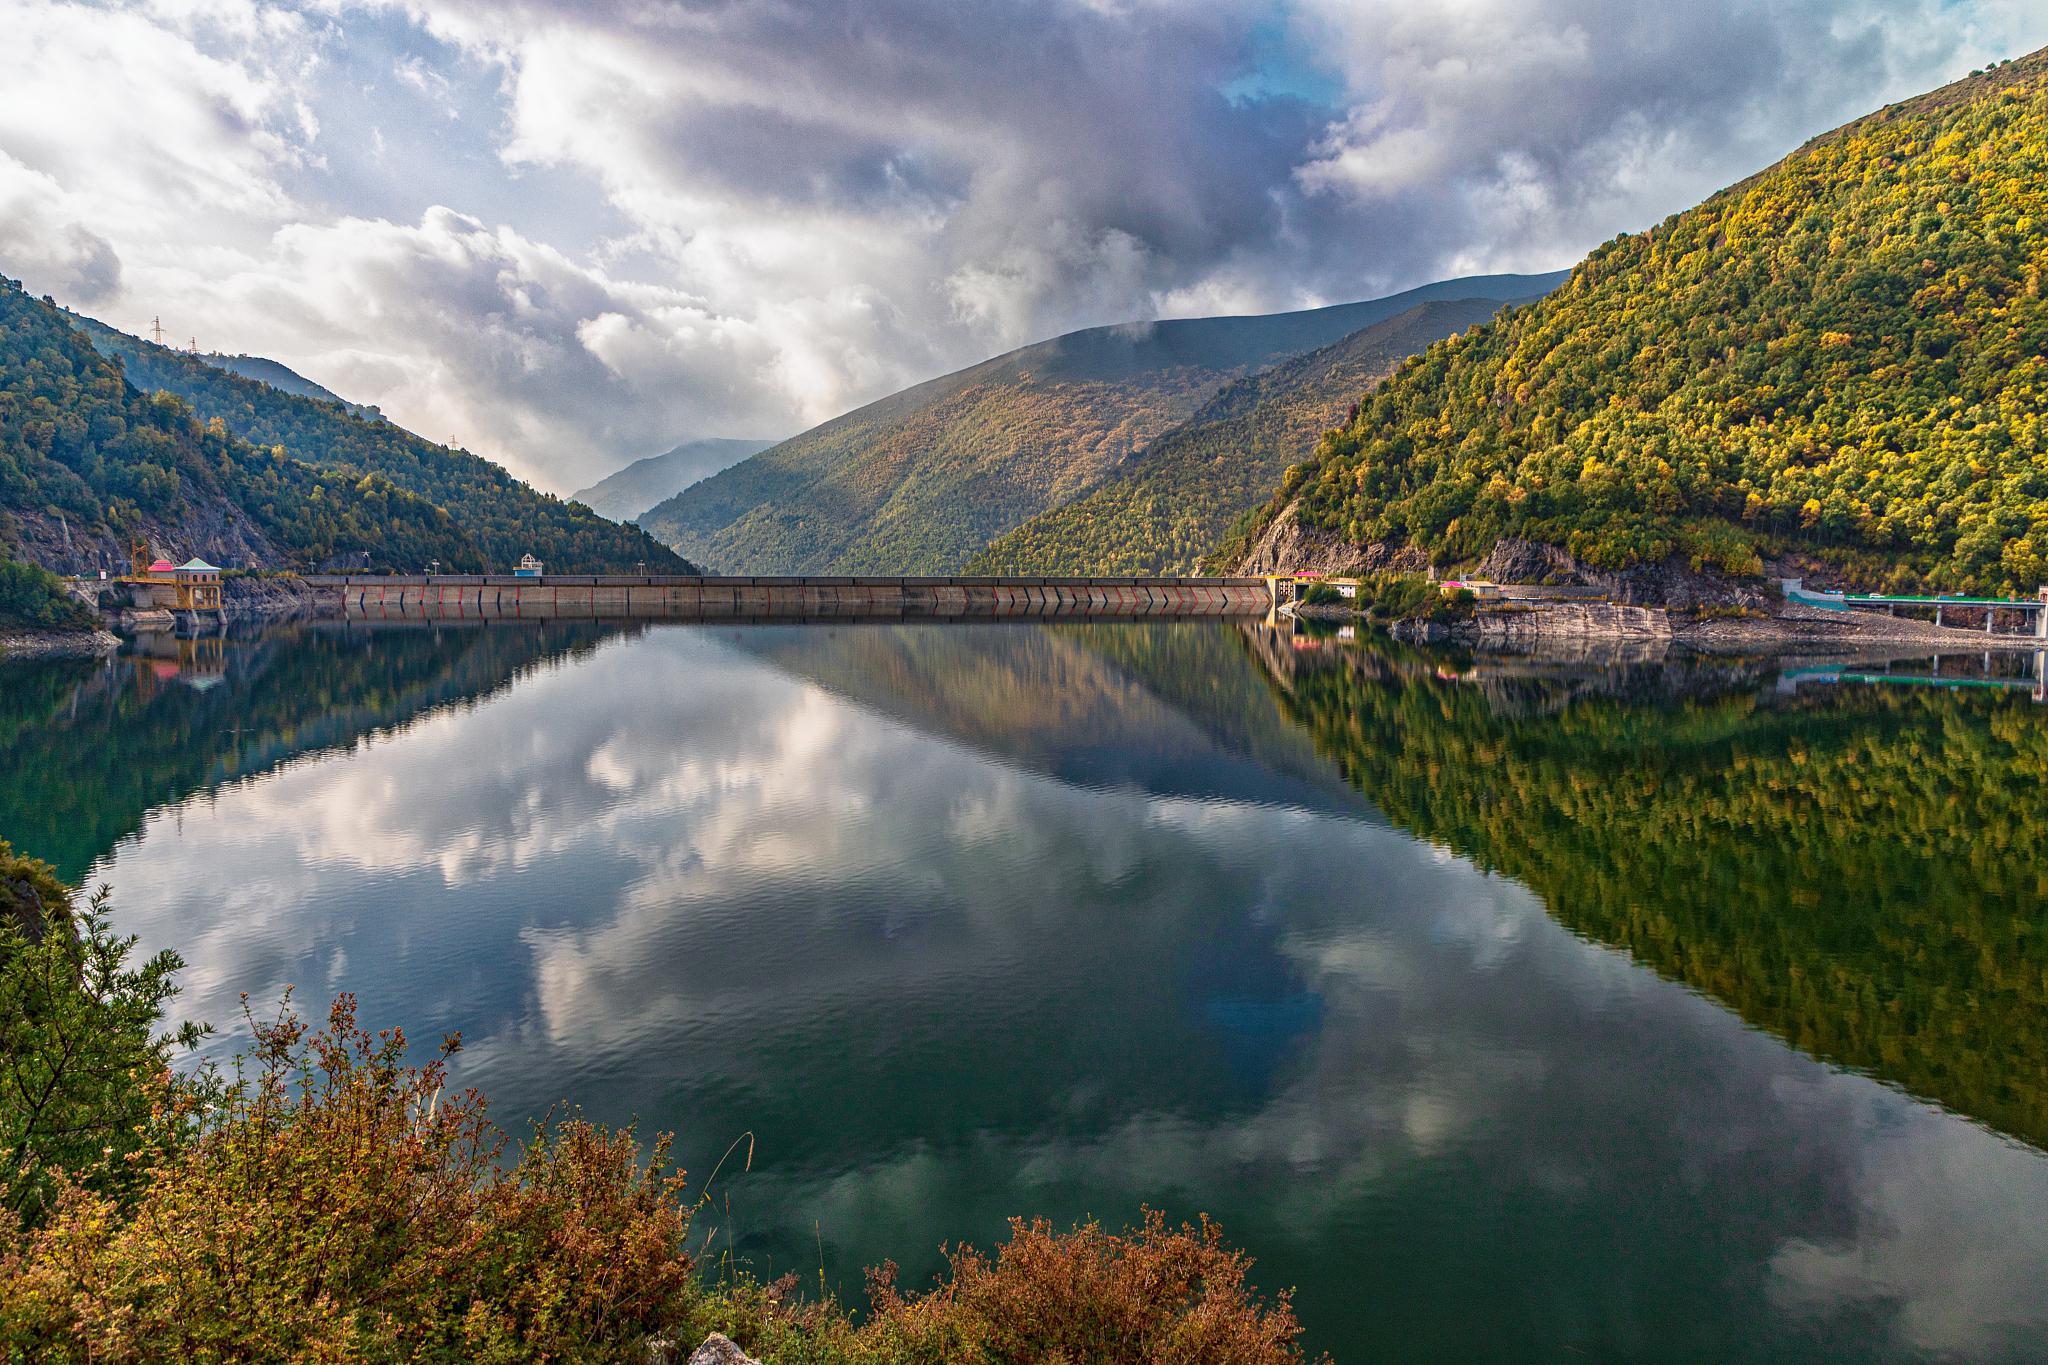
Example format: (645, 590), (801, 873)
(2, 275), (486, 576)
(200, 353), (374, 417)
(642, 272), (1567, 575)
(967, 296), (1535, 577)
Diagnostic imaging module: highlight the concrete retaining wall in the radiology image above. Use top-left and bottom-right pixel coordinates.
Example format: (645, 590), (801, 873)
(301, 575), (1273, 620)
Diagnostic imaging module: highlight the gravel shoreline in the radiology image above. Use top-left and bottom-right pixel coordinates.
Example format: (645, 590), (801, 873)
(0, 627), (121, 660)
(1300, 599), (2046, 657)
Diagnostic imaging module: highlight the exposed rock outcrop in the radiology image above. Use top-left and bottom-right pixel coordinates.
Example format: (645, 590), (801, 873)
(1465, 536), (1772, 610)
(221, 574), (325, 617)
(5, 505), (282, 579)
(1472, 538), (1592, 586)
(1241, 519), (1774, 613)
(1235, 499), (1427, 577)
(684, 1334), (761, 1365)
(1475, 601), (1673, 644)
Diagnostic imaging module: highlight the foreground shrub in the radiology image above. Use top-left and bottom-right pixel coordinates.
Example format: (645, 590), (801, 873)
(0, 902), (1325, 1363)
(855, 1210), (1325, 1365)
(0, 849), (201, 1229)
(688, 1210), (1326, 1365)
(0, 835), (71, 942)
(1, 994), (698, 1363)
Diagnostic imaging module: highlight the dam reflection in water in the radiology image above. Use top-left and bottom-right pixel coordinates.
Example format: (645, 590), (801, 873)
(4, 620), (2045, 1363)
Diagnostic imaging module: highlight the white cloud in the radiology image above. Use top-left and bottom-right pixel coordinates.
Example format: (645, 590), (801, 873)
(0, 0), (310, 306)
(0, 153), (124, 303)
(2, 0), (2045, 492)
(242, 207), (792, 484)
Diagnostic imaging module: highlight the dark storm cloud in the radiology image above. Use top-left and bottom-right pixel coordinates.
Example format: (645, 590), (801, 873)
(449, 0), (1335, 322)
(423, 0), (2041, 318)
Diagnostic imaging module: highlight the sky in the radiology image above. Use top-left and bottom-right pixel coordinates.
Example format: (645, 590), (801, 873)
(2, 1), (2044, 493)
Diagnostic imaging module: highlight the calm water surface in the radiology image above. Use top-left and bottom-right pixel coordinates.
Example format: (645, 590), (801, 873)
(4, 620), (2046, 1363)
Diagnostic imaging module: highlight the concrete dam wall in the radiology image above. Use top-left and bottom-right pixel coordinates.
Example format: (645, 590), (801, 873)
(302, 575), (1275, 620)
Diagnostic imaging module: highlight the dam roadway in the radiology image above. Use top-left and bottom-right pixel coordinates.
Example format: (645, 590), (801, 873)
(303, 574), (1276, 620)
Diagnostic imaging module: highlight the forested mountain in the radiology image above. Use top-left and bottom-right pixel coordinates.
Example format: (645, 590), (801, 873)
(641, 274), (1565, 574)
(1230, 50), (2048, 596)
(1, 276), (483, 575)
(967, 298), (1526, 576)
(74, 315), (688, 575)
(570, 437), (778, 523)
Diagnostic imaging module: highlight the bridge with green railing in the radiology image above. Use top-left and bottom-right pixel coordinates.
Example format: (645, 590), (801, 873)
(1782, 580), (2048, 637)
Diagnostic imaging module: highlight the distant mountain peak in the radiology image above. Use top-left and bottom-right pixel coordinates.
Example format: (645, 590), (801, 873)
(569, 438), (780, 524)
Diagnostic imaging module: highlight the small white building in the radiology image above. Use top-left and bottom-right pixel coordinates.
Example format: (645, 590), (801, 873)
(514, 554), (544, 578)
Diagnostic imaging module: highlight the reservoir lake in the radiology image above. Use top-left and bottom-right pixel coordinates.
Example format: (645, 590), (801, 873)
(4, 618), (2045, 1363)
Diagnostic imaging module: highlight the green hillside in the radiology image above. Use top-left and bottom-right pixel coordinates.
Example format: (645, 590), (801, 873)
(76, 315), (689, 575)
(642, 274), (1564, 574)
(1, 276), (483, 575)
(1231, 51), (2048, 595)
(967, 298), (1523, 576)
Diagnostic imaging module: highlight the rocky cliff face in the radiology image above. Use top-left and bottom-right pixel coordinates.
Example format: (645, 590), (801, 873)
(1473, 601), (1674, 644)
(6, 505), (282, 579)
(1476, 537), (1770, 610)
(1233, 499), (1428, 577)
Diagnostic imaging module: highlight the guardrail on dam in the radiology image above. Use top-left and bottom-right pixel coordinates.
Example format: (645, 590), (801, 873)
(301, 574), (1276, 619)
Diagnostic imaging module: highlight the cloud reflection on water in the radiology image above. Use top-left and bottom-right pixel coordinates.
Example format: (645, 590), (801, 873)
(85, 622), (2048, 1363)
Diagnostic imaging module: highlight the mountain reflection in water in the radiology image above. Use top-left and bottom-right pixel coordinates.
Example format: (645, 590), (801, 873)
(1, 620), (2043, 1364)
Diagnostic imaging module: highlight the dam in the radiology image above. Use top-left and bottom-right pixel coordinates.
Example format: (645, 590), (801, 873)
(303, 573), (1276, 620)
